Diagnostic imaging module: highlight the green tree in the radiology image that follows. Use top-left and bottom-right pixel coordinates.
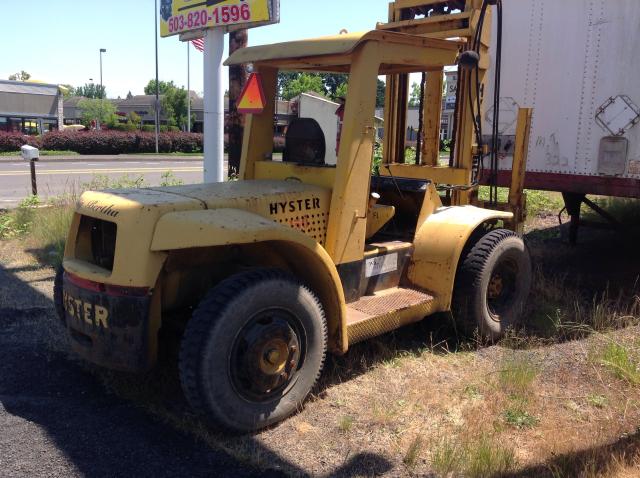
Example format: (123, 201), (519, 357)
(320, 73), (348, 99)
(335, 82), (348, 99)
(59, 84), (75, 98)
(163, 87), (189, 130)
(376, 79), (386, 108)
(144, 80), (176, 96)
(129, 111), (142, 128)
(409, 82), (422, 107)
(8, 71), (31, 81)
(78, 98), (116, 127)
(277, 72), (300, 97)
(144, 80), (189, 130)
(74, 83), (106, 99)
(281, 73), (325, 100)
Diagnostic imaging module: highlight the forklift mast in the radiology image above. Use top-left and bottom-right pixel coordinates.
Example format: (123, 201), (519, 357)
(378, 0), (531, 232)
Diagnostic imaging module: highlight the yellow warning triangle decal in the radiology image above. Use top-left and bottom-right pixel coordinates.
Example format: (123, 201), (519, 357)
(237, 73), (266, 114)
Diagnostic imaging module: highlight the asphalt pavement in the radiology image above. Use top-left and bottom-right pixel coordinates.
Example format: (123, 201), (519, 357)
(0, 248), (286, 477)
(0, 155), (206, 208)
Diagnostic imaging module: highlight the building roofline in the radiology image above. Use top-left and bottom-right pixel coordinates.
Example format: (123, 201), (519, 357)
(0, 79), (61, 89)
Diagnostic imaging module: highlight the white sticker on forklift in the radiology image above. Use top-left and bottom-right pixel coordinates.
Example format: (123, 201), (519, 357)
(365, 253), (398, 278)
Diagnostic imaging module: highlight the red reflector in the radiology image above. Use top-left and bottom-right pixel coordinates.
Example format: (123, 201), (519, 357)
(65, 272), (149, 297)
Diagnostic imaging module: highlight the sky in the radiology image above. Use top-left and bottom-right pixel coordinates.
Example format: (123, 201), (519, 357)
(1, 0), (397, 99)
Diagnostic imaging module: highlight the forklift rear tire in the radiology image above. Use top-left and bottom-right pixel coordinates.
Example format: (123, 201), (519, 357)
(452, 229), (531, 341)
(179, 269), (328, 432)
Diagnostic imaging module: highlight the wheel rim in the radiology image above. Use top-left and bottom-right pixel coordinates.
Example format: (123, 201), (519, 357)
(229, 309), (305, 403)
(486, 257), (519, 322)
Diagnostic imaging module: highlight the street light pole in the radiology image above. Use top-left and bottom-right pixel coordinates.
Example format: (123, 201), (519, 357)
(154, 0), (160, 153)
(99, 48), (106, 129)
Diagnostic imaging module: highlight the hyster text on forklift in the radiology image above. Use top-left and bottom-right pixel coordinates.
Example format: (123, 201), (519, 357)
(55, 0), (533, 432)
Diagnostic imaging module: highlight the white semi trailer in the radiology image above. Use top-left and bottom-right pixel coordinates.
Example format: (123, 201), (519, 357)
(483, 0), (639, 239)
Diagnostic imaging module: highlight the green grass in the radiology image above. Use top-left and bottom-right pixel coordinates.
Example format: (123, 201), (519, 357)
(29, 204), (75, 268)
(430, 436), (463, 475)
(138, 152), (203, 157)
(159, 171), (184, 187)
(0, 150), (79, 157)
(82, 174), (146, 190)
(465, 436), (517, 478)
(403, 435), (424, 470)
(595, 342), (640, 385)
(582, 197), (640, 225)
(431, 435), (517, 477)
(338, 415), (354, 433)
(498, 356), (539, 397)
(478, 186), (563, 218)
(586, 394), (608, 409)
(503, 404), (539, 429)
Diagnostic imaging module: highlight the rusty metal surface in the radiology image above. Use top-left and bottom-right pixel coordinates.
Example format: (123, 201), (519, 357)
(346, 287), (435, 344)
(348, 287), (433, 317)
(487, 169), (640, 199)
(63, 273), (153, 372)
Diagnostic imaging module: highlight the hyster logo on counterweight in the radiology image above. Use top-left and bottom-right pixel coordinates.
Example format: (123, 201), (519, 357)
(269, 197), (321, 215)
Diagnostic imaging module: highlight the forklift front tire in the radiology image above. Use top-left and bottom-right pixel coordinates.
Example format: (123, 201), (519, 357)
(179, 268), (328, 432)
(453, 229), (531, 341)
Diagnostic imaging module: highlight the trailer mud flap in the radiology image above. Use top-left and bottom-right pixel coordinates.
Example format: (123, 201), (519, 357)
(62, 273), (153, 372)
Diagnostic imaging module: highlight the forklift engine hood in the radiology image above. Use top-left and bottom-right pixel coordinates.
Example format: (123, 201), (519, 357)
(77, 179), (332, 225)
(73, 179), (332, 282)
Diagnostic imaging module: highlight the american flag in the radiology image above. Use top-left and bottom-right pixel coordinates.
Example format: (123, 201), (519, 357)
(191, 38), (205, 52)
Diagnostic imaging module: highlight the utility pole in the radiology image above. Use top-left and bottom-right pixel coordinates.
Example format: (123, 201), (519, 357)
(228, 29), (248, 178)
(154, 0), (160, 153)
(98, 48), (106, 129)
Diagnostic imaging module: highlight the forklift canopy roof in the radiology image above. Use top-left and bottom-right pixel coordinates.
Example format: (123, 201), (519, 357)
(225, 30), (461, 74)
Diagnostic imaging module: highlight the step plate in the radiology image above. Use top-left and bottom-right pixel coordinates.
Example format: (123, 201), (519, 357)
(346, 288), (435, 344)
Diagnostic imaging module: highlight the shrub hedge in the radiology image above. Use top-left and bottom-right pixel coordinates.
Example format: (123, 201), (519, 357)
(0, 131), (204, 154)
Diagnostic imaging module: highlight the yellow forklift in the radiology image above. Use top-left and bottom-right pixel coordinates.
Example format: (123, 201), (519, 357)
(55, 0), (532, 431)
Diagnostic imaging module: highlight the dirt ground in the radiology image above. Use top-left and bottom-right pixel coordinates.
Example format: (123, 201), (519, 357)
(1, 217), (639, 477)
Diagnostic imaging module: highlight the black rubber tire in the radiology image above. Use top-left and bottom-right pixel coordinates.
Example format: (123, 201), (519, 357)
(179, 269), (327, 432)
(53, 266), (65, 323)
(452, 229), (531, 340)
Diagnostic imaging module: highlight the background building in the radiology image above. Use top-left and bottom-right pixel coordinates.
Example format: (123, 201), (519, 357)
(0, 80), (63, 134)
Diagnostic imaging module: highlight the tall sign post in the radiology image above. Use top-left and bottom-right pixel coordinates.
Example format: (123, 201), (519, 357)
(159, 0), (280, 183)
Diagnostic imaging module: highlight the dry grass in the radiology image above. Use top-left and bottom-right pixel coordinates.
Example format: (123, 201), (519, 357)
(5, 187), (640, 475)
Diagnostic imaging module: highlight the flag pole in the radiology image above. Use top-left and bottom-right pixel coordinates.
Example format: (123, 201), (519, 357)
(187, 42), (191, 132)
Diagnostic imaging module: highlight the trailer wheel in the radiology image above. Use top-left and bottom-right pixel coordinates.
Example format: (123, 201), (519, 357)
(179, 269), (327, 432)
(453, 229), (531, 341)
(53, 266), (65, 323)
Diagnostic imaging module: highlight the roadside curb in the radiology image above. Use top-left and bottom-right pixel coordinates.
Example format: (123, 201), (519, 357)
(0, 155), (204, 163)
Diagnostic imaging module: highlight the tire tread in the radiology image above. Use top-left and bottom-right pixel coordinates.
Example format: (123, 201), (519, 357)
(178, 268), (327, 428)
(453, 229), (521, 335)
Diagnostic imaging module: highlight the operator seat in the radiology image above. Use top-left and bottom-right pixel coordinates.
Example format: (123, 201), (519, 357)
(283, 118), (326, 166)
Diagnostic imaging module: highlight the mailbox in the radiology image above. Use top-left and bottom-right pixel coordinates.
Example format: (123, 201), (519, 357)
(21, 145), (40, 161)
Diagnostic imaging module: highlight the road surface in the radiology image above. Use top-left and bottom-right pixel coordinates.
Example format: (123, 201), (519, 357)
(0, 156), (206, 208)
(0, 243), (288, 477)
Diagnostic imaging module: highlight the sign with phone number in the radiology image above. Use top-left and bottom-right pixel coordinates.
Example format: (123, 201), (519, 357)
(160, 0), (271, 38)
